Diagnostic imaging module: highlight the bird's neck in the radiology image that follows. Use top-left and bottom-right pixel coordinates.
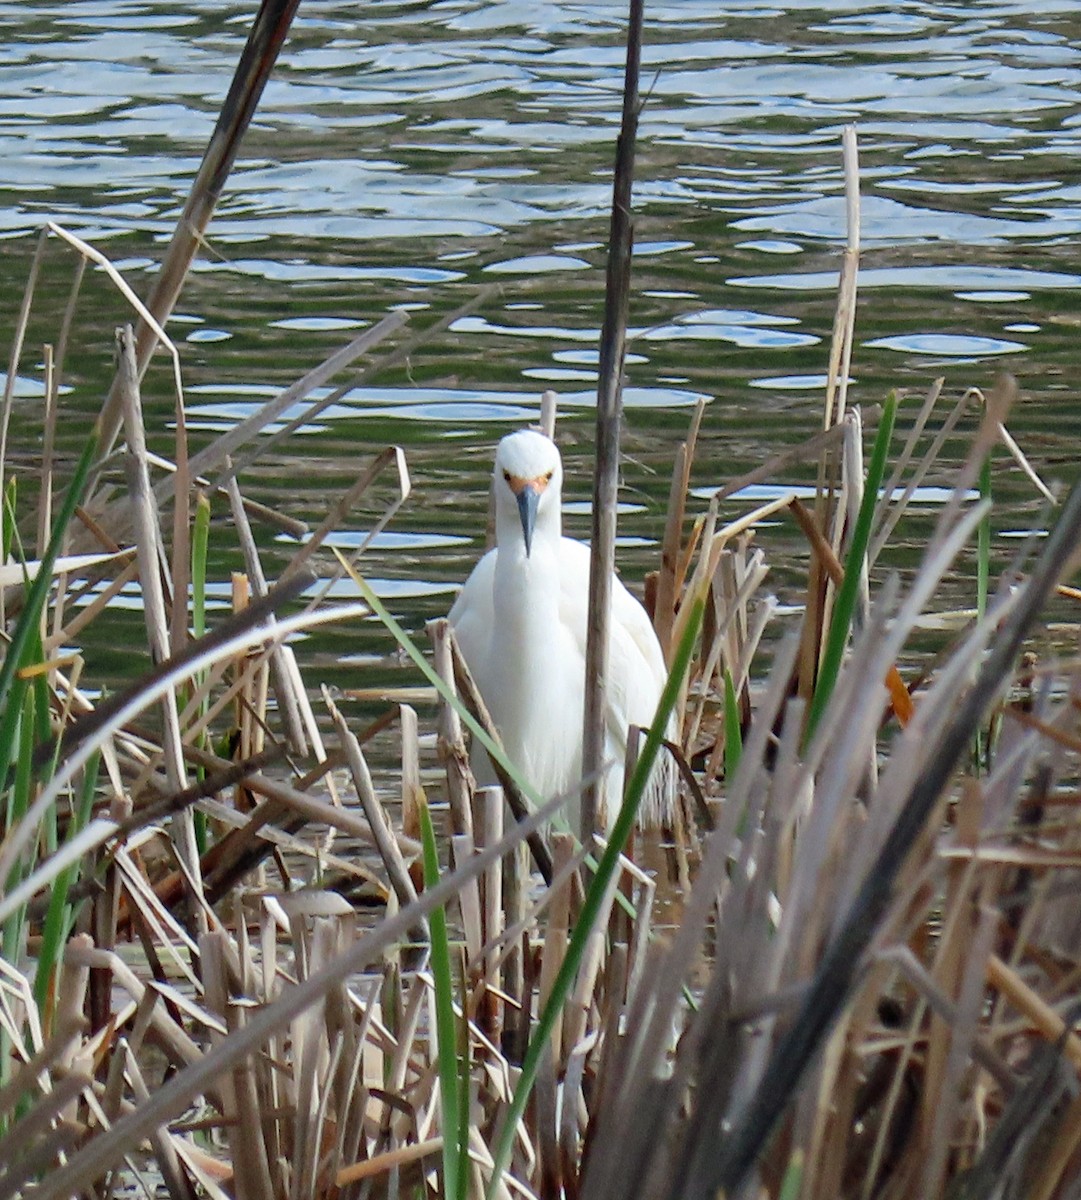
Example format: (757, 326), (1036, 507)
(492, 523), (563, 638)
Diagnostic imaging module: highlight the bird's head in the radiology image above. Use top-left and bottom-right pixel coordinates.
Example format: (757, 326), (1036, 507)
(493, 430), (563, 556)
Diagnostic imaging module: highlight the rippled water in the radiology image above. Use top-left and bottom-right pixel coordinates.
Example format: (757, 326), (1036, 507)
(2, 1), (1080, 688)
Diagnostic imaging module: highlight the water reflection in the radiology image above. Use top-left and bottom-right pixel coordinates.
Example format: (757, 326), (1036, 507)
(864, 333), (1030, 356)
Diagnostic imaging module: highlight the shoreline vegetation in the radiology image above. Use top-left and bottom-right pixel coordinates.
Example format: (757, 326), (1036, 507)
(4, 4), (1081, 1199)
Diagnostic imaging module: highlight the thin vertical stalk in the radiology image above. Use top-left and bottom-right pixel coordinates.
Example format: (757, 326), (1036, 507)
(36, 345), (56, 559)
(539, 389), (558, 439)
(974, 455), (993, 770)
(116, 324), (197, 890)
(797, 127), (861, 708)
(420, 800), (468, 1200)
(581, 0), (644, 839)
(805, 393), (897, 742)
(0, 228), (48, 513)
(191, 491), (211, 853)
(977, 456), (991, 622)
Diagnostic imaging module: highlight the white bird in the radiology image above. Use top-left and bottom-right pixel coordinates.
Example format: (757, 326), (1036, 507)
(449, 429), (677, 834)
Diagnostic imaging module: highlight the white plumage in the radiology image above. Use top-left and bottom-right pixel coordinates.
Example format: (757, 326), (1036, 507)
(449, 429), (676, 833)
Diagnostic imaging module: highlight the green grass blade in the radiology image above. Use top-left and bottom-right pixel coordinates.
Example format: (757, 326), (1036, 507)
(34, 752), (100, 1026)
(806, 392), (898, 742)
(779, 1153), (805, 1200)
(723, 668), (742, 780)
(486, 589), (705, 1198)
(419, 798), (464, 1200)
(455, 966), (471, 1200)
(0, 427), (99, 903)
(192, 491), (210, 639)
(2, 691), (36, 964)
(0, 425), (99, 712)
(1, 477), (15, 562)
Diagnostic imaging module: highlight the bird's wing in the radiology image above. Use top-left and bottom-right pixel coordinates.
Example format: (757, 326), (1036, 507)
(606, 578), (678, 824)
(611, 577), (669, 689)
(448, 548), (497, 669)
(607, 579), (668, 732)
(556, 537), (669, 730)
(551, 537), (677, 825)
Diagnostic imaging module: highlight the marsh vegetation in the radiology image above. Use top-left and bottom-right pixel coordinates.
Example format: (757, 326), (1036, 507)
(4, 6), (1081, 1200)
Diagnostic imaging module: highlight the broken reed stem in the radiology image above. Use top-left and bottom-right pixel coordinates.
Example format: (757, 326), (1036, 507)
(656, 398), (706, 660)
(36, 345), (57, 560)
(797, 126), (862, 710)
(582, 0), (644, 839)
(116, 324), (198, 891)
(225, 470), (308, 756)
(429, 618), (477, 844)
(539, 389), (558, 439)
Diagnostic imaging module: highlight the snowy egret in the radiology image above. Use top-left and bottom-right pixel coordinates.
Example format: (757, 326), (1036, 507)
(449, 429), (676, 833)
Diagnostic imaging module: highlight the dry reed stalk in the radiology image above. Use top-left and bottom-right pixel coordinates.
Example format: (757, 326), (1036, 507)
(429, 617), (477, 842)
(685, 541), (769, 754)
(297, 445), (412, 627)
(45, 556), (138, 651)
(170, 379), (192, 664)
(35, 344), (57, 561)
(796, 127), (862, 713)
(226, 470), (308, 757)
(116, 325), (196, 879)
(482, 786), (506, 1043)
(654, 397), (707, 659)
(399, 702), (422, 845)
(539, 388), (559, 439)
(328, 696), (420, 918)
(582, 0), (644, 839)
(0, 226), (48, 515)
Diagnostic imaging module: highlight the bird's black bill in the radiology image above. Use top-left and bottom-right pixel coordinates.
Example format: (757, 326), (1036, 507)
(517, 485), (540, 556)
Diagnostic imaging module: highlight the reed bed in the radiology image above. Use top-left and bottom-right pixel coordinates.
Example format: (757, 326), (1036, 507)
(5, 5), (1081, 1200)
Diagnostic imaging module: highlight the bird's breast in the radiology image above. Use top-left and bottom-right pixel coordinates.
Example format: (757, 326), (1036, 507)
(481, 547), (585, 797)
